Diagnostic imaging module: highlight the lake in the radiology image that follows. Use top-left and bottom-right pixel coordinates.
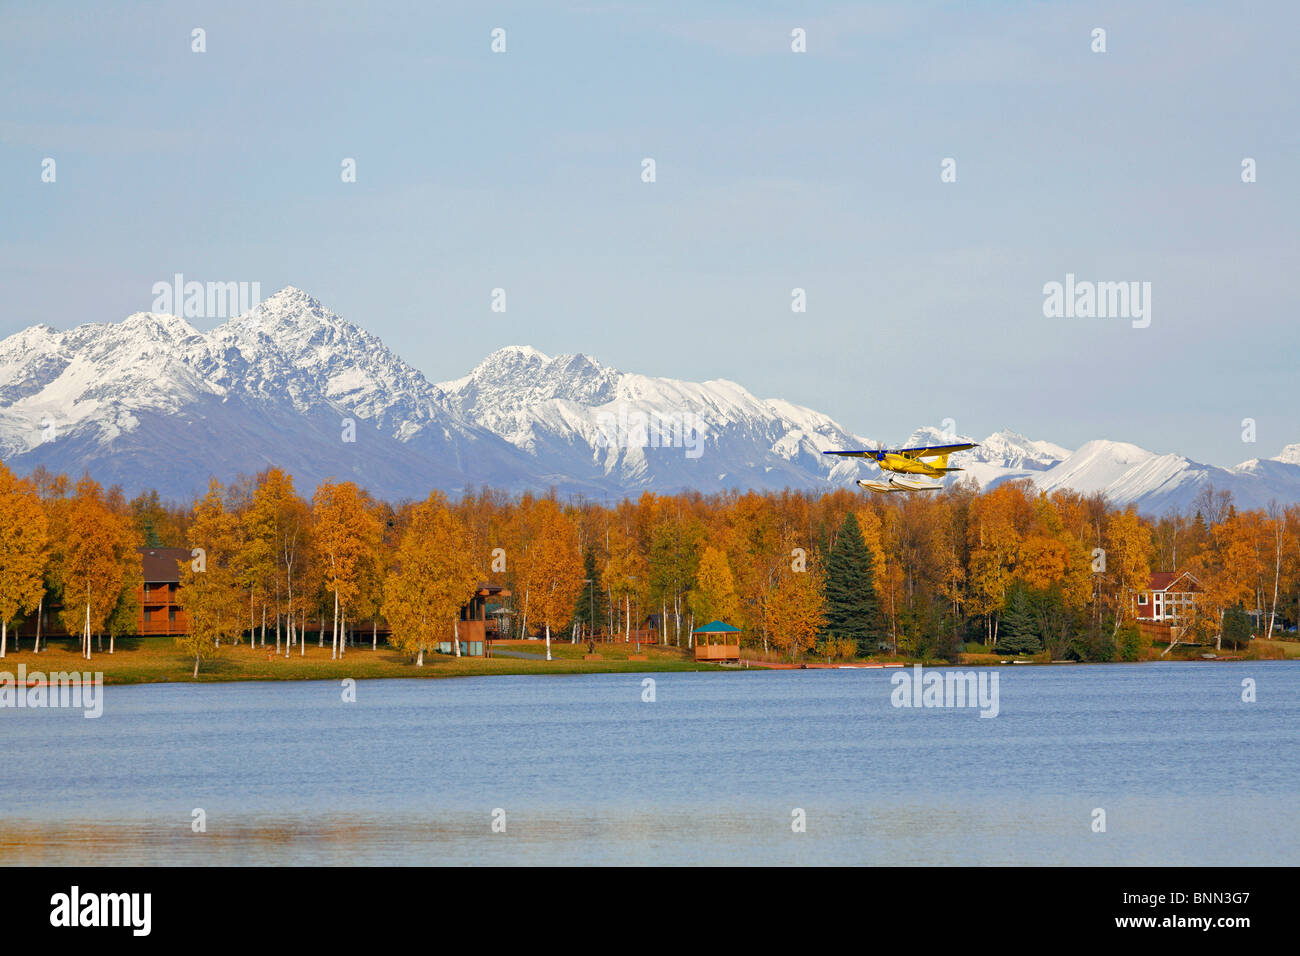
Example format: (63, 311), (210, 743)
(2, 662), (1297, 865)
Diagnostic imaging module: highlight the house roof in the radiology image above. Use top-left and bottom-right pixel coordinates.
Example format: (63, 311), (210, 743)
(139, 547), (189, 583)
(1147, 570), (1201, 592)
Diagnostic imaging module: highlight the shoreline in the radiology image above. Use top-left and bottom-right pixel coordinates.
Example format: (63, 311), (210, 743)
(0, 636), (1291, 688)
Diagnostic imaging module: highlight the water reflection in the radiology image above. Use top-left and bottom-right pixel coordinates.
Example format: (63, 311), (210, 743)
(2, 665), (1297, 864)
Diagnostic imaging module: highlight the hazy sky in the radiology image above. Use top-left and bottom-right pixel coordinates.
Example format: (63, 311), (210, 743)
(2, 1), (1296, 465)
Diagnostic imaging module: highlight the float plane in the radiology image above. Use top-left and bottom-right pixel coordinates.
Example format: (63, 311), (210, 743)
(823, 441), (978, 493)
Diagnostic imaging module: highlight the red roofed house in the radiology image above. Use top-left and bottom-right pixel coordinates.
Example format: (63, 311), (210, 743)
(1136, 570), (1202, 644)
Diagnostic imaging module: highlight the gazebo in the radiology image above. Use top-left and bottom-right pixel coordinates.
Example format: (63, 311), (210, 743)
(692, 620), (741, 661)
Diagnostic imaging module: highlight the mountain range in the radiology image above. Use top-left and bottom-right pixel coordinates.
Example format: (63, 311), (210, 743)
(2, 287), (1298, 513)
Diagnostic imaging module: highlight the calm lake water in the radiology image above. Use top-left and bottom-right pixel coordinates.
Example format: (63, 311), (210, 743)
(2, 662), (1297, 865)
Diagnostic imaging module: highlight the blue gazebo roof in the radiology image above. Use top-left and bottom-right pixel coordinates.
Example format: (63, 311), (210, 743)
(693, 620), (741, 633)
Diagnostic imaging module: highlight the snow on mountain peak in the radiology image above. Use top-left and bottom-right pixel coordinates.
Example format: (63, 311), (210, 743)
(977, 429), (1070, 464)
(1273, 444), (1300, 466)
(495, 344), (550, 362)
(119, 311), (202, 342)
(226, 286), (332, 332)
(196, 289), (459, 435)
(1035, 439), (1157, 493)
(440, 346), (620, 422)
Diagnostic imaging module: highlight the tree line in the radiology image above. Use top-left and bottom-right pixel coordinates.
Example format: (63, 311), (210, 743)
(1, 459), (1296, 674)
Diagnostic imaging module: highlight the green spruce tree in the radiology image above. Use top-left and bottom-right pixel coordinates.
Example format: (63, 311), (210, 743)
(823, 512), (884, 655)
(997, 584), (1041, 655)
(1220, 604), (1252, 651)
(573, 548), (600, 638)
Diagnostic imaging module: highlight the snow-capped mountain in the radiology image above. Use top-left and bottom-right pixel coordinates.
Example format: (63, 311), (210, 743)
(1018, 440), (1300, 512)
(437, 345), (879, 493)
(2, 287), (1299, 512)
(0, 289), (544, 500)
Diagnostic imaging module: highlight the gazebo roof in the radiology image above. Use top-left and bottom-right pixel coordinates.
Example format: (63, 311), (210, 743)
(692, 620), (741, 634)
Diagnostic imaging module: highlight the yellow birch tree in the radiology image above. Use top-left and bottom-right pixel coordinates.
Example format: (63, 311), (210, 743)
(0, 463), (48, 658)
(381, 493), (478, 666)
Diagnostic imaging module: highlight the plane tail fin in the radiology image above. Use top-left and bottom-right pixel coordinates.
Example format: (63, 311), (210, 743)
(929, 452), (964, 473)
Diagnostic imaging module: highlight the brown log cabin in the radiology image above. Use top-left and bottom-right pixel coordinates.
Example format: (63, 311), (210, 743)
(13, 546), (190, 641)
(15, 548), (507, 654)
(139, 547), (190, 636)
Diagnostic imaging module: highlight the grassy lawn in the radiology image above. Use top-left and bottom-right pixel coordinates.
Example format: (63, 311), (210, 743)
(1141, 638), (1300, 661)
(1247, 638), (1300, 659)
(958, 652), (1004, 666)
(0, 636), (718, 685)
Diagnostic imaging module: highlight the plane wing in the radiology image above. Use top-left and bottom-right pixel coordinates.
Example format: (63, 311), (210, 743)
(893, 442), (978, 459)
(824, 442), (978, 459)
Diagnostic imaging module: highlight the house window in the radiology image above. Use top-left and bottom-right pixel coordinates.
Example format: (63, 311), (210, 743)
(143, 609), (153, 622)
(1138, 594), (1148, 605)
(169, 607), (177, 622)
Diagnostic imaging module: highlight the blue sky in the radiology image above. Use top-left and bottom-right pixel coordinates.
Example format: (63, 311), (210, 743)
(2, 1), (1296, 465)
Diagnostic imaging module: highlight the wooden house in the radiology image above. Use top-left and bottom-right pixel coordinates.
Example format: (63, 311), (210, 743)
(138, 547), (190, 636)
(1135, 570), (1202, 643)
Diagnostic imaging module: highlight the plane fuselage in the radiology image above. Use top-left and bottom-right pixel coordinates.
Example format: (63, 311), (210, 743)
(878, 452), (946, 477)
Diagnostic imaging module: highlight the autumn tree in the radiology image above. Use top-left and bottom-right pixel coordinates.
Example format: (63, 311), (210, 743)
(244, 468), (309, 655)
(0, 463), (49, 658)
(313, 480), (382, 659)
(646, 507), (703, 645)
(106, 559), (142, 654)
(965, 483), (1030, 645)
(529, 501), (584, 661)
(503, 493), (548, 639)
(1190, 509), (1259, 650)
(355, 498), (394, 650)
(60, 477), (137, 659)
(29, 468), (71, 653)
(601, 510), (647, 642)
(178, 481), (245, 677)
(1102, 507), (1153, 635)
(932, 492), (970, 642)
(857, 506), (905, 653)
(130, 489), (186, 547)
(382, 493), (478, 666)
(725, 492), (780, 649)
(763, 565), (826, 661)
(690, 545), (741, 645)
